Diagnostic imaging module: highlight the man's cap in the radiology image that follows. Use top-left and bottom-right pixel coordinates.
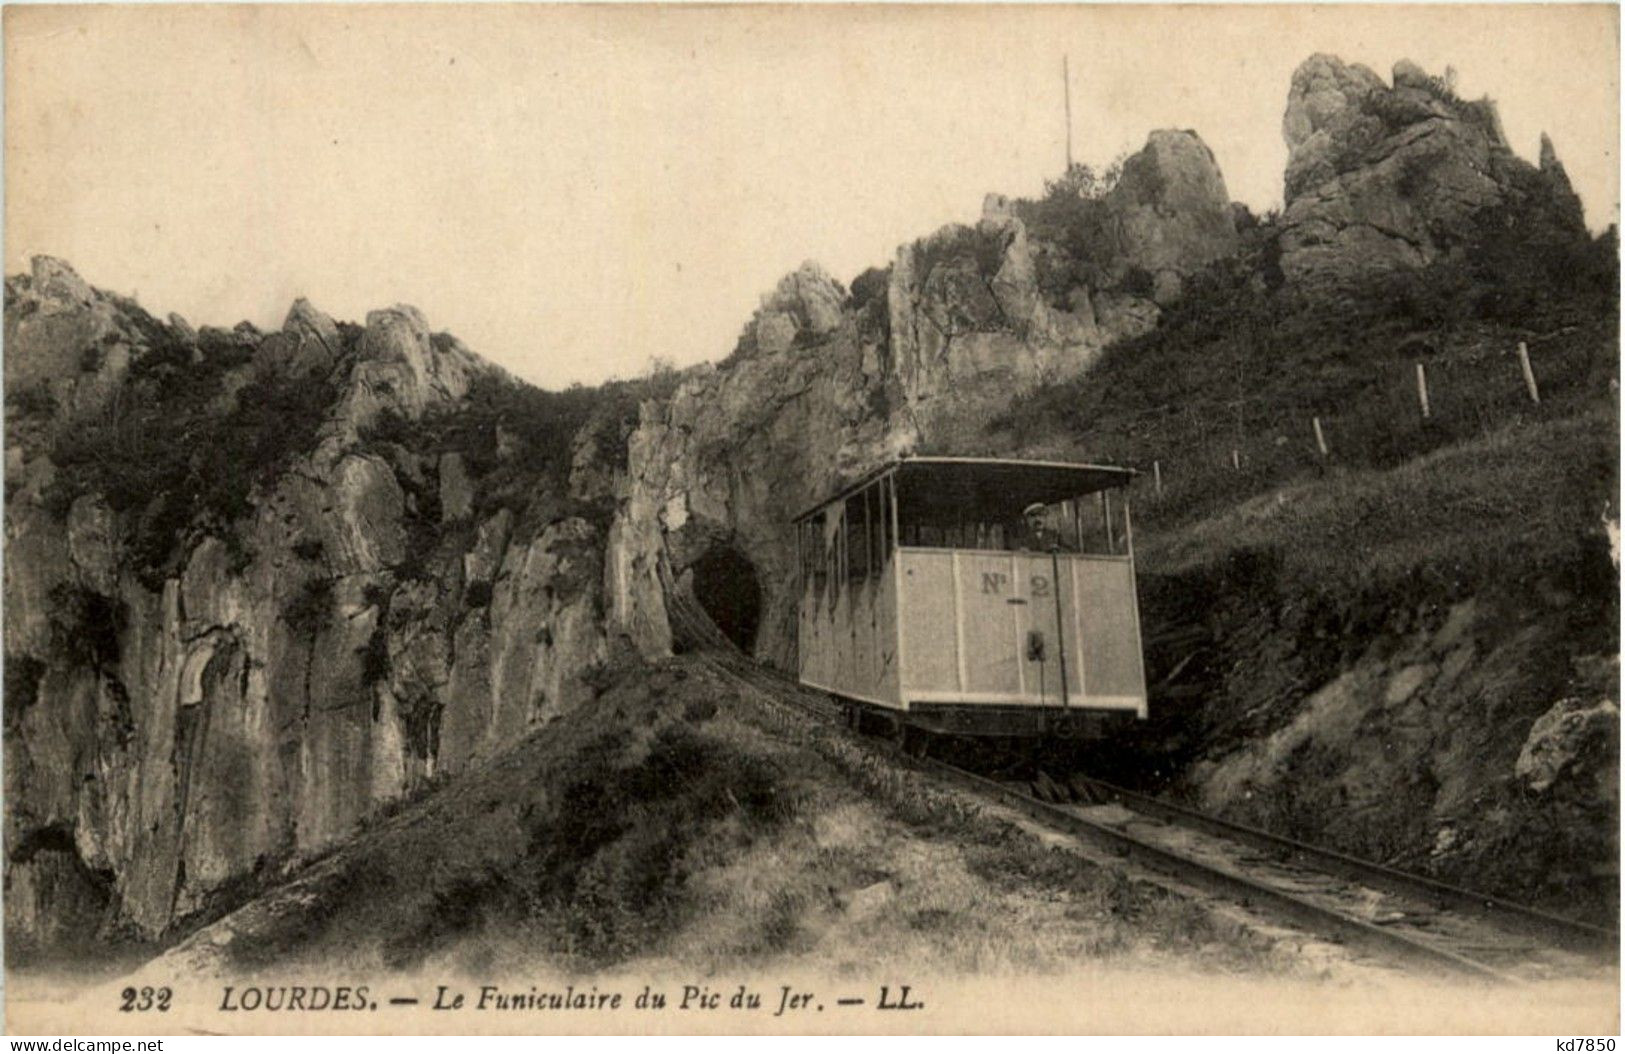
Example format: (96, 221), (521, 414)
(1022, 502), (1046, 517)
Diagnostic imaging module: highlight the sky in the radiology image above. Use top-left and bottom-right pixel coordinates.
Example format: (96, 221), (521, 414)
(5, 4), (1618, 389)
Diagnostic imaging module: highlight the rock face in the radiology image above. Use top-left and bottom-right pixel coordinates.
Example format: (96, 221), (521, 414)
(1516, 692), (1618, 796)
(608, 317), (905, 667)
(4, 261), (608, 951)
(887, 216), (1105, 441)
(1279, 55), (1588, 285)
(4, 257), (138, 425)
(603, 129), (1241, 670)
(1103, 129), (1240, 301)
(1174, 587), (1618, 915)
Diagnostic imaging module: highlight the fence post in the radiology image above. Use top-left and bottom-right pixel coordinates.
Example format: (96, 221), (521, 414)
(1312, 416), (1329, 458)
(1517, 341), (1541, 404)
(1152, 459), (1163, 499)
(1415, 361), (1431, 420)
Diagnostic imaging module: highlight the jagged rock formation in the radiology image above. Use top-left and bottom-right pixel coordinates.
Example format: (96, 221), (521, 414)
(4, 260), (610, 949)
(606, 261), (905, 666)
(1103, 129), (1241, 300)
(606, 129), (1242, 668)
(1279, 55), (1587, 285)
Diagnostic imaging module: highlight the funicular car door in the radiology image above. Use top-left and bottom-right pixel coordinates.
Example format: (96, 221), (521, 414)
(1015, 551), (1069, 707)
(953, 549), (1069, 708)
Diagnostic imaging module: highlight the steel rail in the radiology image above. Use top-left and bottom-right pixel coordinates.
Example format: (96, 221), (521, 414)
(912, 757), (1520, 983)
(1070, 774), (1619, 957)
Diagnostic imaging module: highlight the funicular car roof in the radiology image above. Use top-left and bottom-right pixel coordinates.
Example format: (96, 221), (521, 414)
(793, 456), (1136, 524)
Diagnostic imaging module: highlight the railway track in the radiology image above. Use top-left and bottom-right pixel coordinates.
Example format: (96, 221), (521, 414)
(687, 643), (1618, 983)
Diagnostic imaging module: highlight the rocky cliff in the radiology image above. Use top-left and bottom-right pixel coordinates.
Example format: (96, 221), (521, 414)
(1279, 55), (1587, 285)
(4, 259), (616, 953)
(609, 127), (1241, 669)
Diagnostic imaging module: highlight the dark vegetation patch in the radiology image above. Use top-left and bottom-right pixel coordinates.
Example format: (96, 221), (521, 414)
(281, 577), (334, 641)
(849, 266), (892, 350)
(209, 662), (806, 973)
(359, 369), (671, 539)
(357, 587), (391, 692)
(463, 579), (493, 609)
(988, 211), (1617, 542)
(6, 381), (57, 418)
(45, 584), (125, 669)
(915, 224), (1009, 287)
(4, 654), (47, 729)
(358, 633), (390, 694)
(44, 318), (348, 588)
(397, 690), (444, 764)
(1369, 72), (1503, 148)
(849, 266), (890, 313)
(1011, 158), (1129, 309)
(1311, 75), (1504, 189)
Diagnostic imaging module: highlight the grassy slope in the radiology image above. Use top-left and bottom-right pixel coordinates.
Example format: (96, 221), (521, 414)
(156, 657), (1294, 980)
(981, 224), (1619, 921)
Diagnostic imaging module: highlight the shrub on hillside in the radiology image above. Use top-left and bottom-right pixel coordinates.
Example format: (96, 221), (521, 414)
(524, 721), (801, 960)
(7, 382), (56, 417)
(849, 266), (890, 312)
(47, 351), (340, 587)
(1012, 157), (1130, 308)
(357, 625), (390, 689)
(915, 225), (1008, 286)
(463, 580), (493, 609)
(360, 367), (670, 536)
(850, 266), (892, 346)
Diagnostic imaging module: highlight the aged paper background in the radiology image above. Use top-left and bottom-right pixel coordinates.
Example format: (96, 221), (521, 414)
(5, 3), (1619, 383)
(4, 2), (1619, 1036)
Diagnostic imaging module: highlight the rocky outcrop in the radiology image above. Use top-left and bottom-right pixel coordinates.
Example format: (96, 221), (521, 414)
(1102, 129), (1240, 302)
(4, 257), (140, 424)
(749, 262), (847, 356)
(1279, 55), (1588, 285)
(887, 216), (1104, 439)
(4, 261), (606, 952)
(1516, 691), (1618, 796)
(603, 129), (1241, 670)
(608, 306), (905, 667)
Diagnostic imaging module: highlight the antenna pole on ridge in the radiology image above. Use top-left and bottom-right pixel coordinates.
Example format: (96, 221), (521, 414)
(1063, 54), (1074, 172)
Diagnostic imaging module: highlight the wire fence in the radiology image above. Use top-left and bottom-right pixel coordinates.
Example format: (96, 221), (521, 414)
(1118, 333), (1613, 528)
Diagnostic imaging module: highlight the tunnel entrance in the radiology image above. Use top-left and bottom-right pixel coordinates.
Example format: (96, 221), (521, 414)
(690, 545), (762, 652)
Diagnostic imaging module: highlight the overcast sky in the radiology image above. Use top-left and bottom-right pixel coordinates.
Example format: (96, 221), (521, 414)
(6, 5), (1618, 389)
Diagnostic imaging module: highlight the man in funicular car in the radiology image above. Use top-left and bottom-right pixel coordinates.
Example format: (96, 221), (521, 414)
(1015, 501), (1074, 552)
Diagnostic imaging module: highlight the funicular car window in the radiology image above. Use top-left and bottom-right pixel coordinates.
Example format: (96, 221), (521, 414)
(876, 477), (891, 568)
(899, 515), (1015, 551)
(818, 505), (842, 603)
(801, 515), (826, 592)
(846, 488), (870, 582)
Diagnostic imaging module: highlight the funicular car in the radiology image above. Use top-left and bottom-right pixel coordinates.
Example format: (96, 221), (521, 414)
(794, 457), (1148, 740)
